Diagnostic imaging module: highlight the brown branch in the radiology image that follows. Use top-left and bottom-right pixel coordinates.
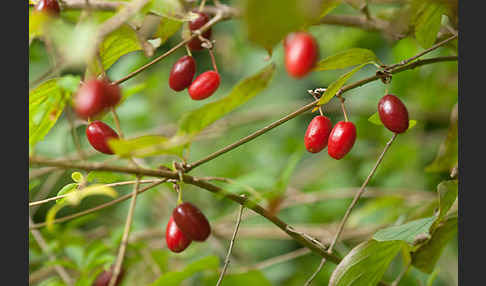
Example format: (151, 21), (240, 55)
(61, 0), (124, 10)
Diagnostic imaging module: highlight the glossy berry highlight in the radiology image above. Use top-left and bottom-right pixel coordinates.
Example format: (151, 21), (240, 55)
(166, 216), (192, 253)
(188, 71), (220, 100)
(93, 266), (124, 286)
(172, 202), (211, 242)
(304, 115), (333, 153)
(86, 121), (119, 155)
(169, 56), (196, 91)
(35, 0), (61, 16)
(187, 12), (212, 51)
(73, 79), (121, 119)
(284, 32), (318, 78)
(378, 94), (409, 133)
(328, 121), (357, 160)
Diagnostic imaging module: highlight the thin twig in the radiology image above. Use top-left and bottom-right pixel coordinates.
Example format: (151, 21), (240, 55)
(216, 204), (244, 286)
(66, 107), (86, 160)
(111, 107), (124, 138)
(304, 258), (326, 286)
(108, 177), (140, 286)
(29, 216), (73, 286)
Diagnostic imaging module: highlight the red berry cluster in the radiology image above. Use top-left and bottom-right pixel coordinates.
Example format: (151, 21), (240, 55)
(166, 202), (211, 253)
(169, 12), (221, 100)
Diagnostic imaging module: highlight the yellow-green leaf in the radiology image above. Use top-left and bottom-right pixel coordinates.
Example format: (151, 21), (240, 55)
(178, 63), (276, 136)
(413, 2), (447, 49)
(154, 17), (182, 44)
(108, 135), (188, 158)
(320, 0), (342, 19)
(314, 48), (378, 71)
(317, 62), (370, 106)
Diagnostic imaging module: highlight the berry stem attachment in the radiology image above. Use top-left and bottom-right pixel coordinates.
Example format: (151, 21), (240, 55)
(307, 90), (323, 116)
(111, 107), (124, 138)
(185, 44), (192, 57)
(338, 95), (349, 122)
(208, 46), (218, 73)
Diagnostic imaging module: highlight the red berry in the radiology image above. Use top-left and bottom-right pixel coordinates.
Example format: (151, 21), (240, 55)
(327, 121), (357, 160)
(86, 121), (119, 155)
(187, 12), (212, 51)
(188, 71), (220, 100)
(172, 202), (211, 242)
(73, 79), (121, 119)
(166, 216), (192, 253)
(35, 0), (60, 16)
(304, 115), (333, 153)
(92, 266), (124, 286)
(169, 56), (196, 91)
(284, 32), (318, 78)
(378, 94), (409, 134)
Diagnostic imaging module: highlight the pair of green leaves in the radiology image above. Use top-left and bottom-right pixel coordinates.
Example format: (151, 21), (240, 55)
(329, 180), (457, 285)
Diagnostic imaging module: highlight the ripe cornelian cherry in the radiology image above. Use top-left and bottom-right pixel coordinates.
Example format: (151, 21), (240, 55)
(34, 0), (61, 16)
(73, 79), (121, 119)
(328, 121), (357, 160)
(169, 56), (196, 91)
(188, 71), (220, 100)
(166, 216), (192, 253)
(187, 12), (212, 51)
(172, 202), (211, 242)
(378, 94), (409, 134)
(304, 115), (333, 153)
(284, 32), (318, 78)
(93, 266), (124, 286)
(86, 121), (119, 155)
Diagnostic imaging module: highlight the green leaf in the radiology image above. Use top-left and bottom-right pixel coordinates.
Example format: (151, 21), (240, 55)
(46, 185), (117, 231)
(426, 268), (440, 286)
(320, 0), (342, 19)
(154, 17), (183, 45)
(373, 217), (436, 245)
(29, 78), (68, 150)
(425, 105), (457, 173)
(149, 256), (219, 286)
(151, 249), (170, 273)
(178, 63), (276, 136)
(412, 216), (457, 273)
(29, 10), (49, 43)
(86, 171), (130, 184)
(329, 240), (404, 286)
(436, 180), (458, 221)
(413, 2), (447, 49)
(368, 112), (417, 130)
(146, 0), (184, 18)
(56, 183), (79, 203)
(108, 135), (188, 158)
(203, 270), (272, 286)
(314, 48), (378, 71)
(348, 196), (408, 227)
(241, 0), (321, 54)
(58, 75), (81, 93)
(71, 172), (84, 183)
(90, 24), (142, 76)
(317, 63), (370, 106)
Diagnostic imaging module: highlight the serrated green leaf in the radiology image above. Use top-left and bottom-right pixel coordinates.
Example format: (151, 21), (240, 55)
(29, 78), (68, 149)
(412, 216), (457, 274)
(242, 0), (320, 54)
(368, 112), (417, 130)
(314, 48), (378, 71)
(90, 24), (142, 76)
(373, 217), (435, 245)
(71, 172), (84, 183)
(178, 63), (276, 136)
(108, 135), (188, 158)
(317, 62), (370, 106)
(414, 2), (447, 49)
(46, 185), (117, 231)
(149, 256), (219, 286)
(56, 183), (79, 203)
(329, 240), (404, 286)
(436, 180), (458, 221)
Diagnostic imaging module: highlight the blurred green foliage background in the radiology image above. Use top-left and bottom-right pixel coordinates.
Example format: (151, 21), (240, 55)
(29, 0), (458, 285)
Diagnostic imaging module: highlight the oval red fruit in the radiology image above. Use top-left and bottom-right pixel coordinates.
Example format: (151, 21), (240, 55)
(73, 79), (121, 119)
(187, 12), (212, 51)
(35, 0), (61, 16)
(93, 266), (124, 286)
(188, 71), (220, 100)
(378, 94), (409, 133)
(86, 121), (119, 155)
(328, 121), (357, 160)
(304, 115), (333, 153)
(284, 32), (318, 78)
(166, 216), (192, 253)
(172, 202), (211, 242)
(169, 56), (196, 91)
